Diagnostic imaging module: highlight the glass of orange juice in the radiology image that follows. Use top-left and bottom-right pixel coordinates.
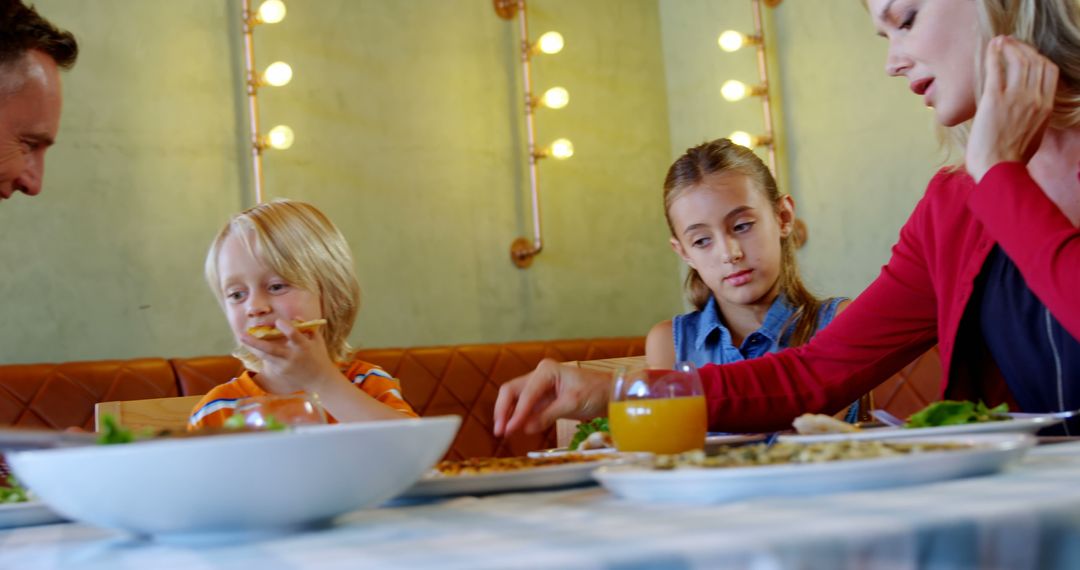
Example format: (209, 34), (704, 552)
(608, 362), (706, 454)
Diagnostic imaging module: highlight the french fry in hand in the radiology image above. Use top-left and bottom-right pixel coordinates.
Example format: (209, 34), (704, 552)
(247, 319), (327, 340)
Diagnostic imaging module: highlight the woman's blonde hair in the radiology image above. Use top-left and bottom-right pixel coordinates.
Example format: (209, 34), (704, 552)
(971, 0), (1080, 130)
(205, 199), (361, 371)
(863, 0), (1080, 150)
(663, 139), (823, 347)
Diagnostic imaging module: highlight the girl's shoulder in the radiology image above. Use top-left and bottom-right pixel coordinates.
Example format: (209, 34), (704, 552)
(645, 319), (676, 369)
(816, 296), (850, 328)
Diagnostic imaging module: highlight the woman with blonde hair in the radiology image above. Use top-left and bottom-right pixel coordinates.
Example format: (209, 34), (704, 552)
(494, 0), (1080, 437)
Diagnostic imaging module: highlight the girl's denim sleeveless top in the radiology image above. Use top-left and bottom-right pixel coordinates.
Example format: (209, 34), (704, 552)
(672, 294), (857, 422)
(673, 294), (845, 366)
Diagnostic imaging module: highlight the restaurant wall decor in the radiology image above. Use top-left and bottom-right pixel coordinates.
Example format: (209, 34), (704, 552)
(494, 0), (573, 269)
(716, 0), (804, 246)
(241, 0), (295, 204)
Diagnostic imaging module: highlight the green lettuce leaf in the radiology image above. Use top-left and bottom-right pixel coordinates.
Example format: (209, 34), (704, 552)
(905, 400), (1009, 428)
(568, 417), (609, 450)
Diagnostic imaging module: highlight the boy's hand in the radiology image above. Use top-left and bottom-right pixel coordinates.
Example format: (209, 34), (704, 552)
(242, 318), (342, 393)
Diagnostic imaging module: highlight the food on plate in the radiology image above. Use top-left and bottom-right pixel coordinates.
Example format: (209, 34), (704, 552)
(569, 417), (611, 450)
(433, 453), (610, 476)
(96, 413), (285, 446)
(97, 414), (138, 445)
(0, 475), (29, 504)
(905, 400), (1009, 428)
(792, 413), (860, 435)
(653, 440), (971, 470)
(247, 318), (328, 340)
(578, 430), (613, 450)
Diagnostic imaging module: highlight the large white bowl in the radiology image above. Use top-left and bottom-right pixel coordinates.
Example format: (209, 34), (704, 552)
(7, 416), (459, 538)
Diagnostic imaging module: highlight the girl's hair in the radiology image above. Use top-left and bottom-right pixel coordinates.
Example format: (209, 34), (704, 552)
(663, 138), (822, 347)
(205, 199), (361, 371)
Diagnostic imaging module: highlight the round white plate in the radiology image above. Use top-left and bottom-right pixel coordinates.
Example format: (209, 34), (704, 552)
(779, 415), (1063, 443)
(0, 501), (65, 529)
(527, 447), (618, 458)
(528, 434), (764, 458)
(400, 453), (651, 499)
(594, 433), (1035, 504)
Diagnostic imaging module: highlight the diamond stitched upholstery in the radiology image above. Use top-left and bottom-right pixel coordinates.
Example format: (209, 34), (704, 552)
(170, 338), (647, 460)
(868, 347), (942, 421)
(0, 359), (177, 430)
(171, 356), (246, 397)
(0, 341), (944, 458)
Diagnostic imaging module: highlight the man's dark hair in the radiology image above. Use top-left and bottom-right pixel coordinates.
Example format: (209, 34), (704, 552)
(0, 0), (78, 70)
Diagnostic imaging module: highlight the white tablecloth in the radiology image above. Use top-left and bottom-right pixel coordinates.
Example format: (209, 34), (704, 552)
(4, 443), (1080, 570)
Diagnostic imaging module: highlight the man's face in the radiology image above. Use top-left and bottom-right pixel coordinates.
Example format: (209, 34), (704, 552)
(0, 49), (63, 202)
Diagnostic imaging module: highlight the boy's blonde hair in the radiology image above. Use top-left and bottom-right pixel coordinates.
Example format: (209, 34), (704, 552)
(205, 199), (361, 371)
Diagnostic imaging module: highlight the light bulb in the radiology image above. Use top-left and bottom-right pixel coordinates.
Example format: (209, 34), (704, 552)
(549, 138), (574, 160)
(537, 31), (564, 55)
(721, 80), (749, 102)
(262, 61), (292, 87)
(718, 30), (746, 52)
(541, 86), (569, 109)
(730, 131), (754, 148)
(267, 125), (294, 150)
(257, 0), (286, 24)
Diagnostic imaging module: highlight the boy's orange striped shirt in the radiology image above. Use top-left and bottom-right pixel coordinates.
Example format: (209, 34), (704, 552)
(188, 359), (417, 430)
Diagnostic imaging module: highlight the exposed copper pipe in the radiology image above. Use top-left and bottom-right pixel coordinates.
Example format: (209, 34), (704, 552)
(242, 0), (265, 204)
(751, 0), (776, 176)
(497, 0), (544, 269)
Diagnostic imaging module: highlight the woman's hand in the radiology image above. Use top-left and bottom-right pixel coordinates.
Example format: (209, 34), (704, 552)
(241, 319), (342, 394)
(492, 358), (611, 437)
(966, 36), (1059, 182)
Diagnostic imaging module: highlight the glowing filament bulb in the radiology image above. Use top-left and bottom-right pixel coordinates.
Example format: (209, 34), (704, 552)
(718, 31), (746, 52)
(721, 80), (749, 102)
(257, 0), (286, 24)
(549, 138), (574, 160)
(537, 31), (564, 55)
(267, 125), (294, 150)
(262, 61), (292, 87)
(729, 131), (754, 148)
(541, 86), (569, 109)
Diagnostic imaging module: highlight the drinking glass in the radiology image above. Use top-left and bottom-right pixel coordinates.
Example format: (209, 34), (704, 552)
(231, 393), (328, 429)
(608, 362), (707, 454)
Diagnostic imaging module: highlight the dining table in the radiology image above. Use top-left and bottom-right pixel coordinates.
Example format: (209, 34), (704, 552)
(3, 439), (1080, 569)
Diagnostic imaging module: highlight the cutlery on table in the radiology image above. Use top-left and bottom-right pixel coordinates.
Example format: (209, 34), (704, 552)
(869, 409), (906, 427)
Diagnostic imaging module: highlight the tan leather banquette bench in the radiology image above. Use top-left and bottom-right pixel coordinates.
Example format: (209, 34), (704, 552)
(0, 337), (646, 460)
(0, 337), (942, 459)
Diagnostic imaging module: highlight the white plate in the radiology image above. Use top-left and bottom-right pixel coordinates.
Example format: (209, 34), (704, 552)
(400, 453), (650, 499)
(594, 433), (1034, 504)
(527, 447), (618, 458)
(528, 434), (765, 458)
(0, 501), (65, 529)
(780, 415), (1063, 443)
(8, 416), (459, 538)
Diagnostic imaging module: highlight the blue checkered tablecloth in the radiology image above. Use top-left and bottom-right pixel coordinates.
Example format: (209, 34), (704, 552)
(4, 442), (1080, 569)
